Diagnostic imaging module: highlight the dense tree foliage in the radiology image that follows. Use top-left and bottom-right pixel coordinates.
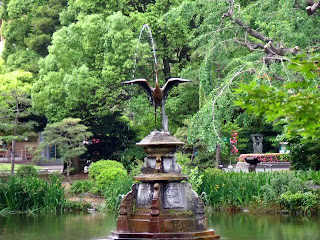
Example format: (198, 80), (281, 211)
(181, 0), (319, 153)
(0, 0), (67, 73)
(0, 0), (319, 168)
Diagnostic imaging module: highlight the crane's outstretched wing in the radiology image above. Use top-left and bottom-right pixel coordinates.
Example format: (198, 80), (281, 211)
(122, 79), (155, 104)
(161, 78), (191, 100)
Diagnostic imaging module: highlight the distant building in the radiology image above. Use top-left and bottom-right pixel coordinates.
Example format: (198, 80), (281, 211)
(0, 132), (58, 163)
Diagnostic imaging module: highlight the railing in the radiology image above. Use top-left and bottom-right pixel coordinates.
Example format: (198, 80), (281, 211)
(0, 168), (61, 176)
(0, 149), (35, 162)
(0, 151), (9, 159)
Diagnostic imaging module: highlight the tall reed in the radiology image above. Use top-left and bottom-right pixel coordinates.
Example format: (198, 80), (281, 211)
(200, 169), (320, 210)
(0, 175), (65, 213)
(200, 169), (271, 208)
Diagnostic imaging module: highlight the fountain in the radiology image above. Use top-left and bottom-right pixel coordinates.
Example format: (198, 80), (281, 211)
(107, 25), (219, 240)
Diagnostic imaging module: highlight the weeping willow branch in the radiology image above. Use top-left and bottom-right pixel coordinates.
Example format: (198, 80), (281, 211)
(212, 64), (251, 139)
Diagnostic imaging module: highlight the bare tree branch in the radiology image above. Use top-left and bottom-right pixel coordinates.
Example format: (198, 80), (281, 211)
(223, 3), (299, 68)
(306, 0), (320, 15)
(234, 38), (264, 51)
(225, 13), (299, 57)
(266, 41), (299, 56)
(233, 18), (272, 43)
(274, 74), (286, 81)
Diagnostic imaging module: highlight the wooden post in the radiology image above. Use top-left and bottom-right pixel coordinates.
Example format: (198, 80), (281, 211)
(11, 140), (15, 174)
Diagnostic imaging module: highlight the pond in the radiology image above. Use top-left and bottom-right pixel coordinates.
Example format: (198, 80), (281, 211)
(0, 212), (320, 240)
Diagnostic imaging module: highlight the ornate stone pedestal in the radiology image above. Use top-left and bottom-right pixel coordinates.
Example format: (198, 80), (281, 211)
(108, 131), (219, 240)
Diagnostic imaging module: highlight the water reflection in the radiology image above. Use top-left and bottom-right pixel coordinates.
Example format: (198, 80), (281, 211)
(0, 212), (116, 240)
(208, 212), (320, 240)
(1, 212), (320, 240)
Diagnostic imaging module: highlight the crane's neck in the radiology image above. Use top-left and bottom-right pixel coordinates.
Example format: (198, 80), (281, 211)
(155, 82), (160, 90)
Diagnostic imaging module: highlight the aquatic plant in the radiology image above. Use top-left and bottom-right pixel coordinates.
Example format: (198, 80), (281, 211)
(0, 175), (65, 213)
(200, 169), (270, 208)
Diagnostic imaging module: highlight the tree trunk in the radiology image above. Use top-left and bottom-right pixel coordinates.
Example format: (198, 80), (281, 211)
(66, 161), (72, 184)
(215, 144), (221, 168)
(163, 58), (171, 80)
(11, 139), (15, 174)
(161, 35), (171, 80)
(72, 156), (81, 173)
(11, 98), (19, 174)
(191, 146), (196, 163)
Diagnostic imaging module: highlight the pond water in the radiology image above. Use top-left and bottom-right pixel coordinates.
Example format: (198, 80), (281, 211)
(0, 212), (320, 240)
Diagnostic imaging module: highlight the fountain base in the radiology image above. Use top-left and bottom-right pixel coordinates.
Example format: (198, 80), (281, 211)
(109, 230), (219, 239)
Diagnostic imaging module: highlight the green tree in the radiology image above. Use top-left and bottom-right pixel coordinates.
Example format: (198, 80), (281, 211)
(0, 70), (35, 173)
(0, 0), (67, 73)
(170, 0), (320, 155)
(34, 0), (198, 138)
(235, 53), (320, 142)
(32, 12), (136, 122)
(36, 118), (92, 181)
(7, 0), (319, 169)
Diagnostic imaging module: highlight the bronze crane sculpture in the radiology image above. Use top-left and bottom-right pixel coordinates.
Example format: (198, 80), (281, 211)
(123, 77), (191, 132)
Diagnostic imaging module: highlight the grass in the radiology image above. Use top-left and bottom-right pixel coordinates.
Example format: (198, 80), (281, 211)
(0, 163), (43, 171)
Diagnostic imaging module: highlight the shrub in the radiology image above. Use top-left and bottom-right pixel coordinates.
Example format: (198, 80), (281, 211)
(295, 170), (320, 185)
(70, 179), (94, 194)
(102, 176), (133, 211)
(89, 160), (125, 180)
(289, 143), (320, 170)
(193, 151), (217, 170)
(279, 191), (320, 215)
(129, 160), (143, 177)
(16, 165), (38, 177)
(81, 159), (134, 210)
(188, 167), (203, 194)
(176, 152), (192, 170)
(96, 167), (128, 190)
(93, 166), (133, 210)
(262, 172), (304, 202)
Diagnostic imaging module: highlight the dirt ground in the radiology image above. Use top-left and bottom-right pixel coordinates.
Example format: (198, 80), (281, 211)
(61, 173), (106, 210)
(68, 193), (106, 210)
